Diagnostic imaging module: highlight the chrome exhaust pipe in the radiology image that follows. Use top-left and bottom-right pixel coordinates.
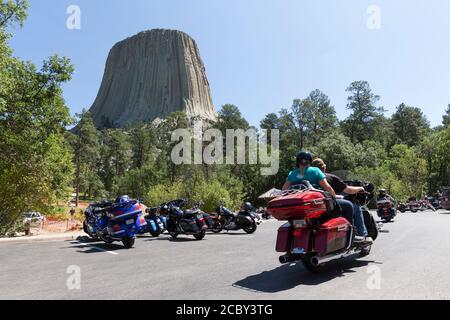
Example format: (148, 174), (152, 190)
(311, 249), (359, 266)
(279, 254), (301, 264)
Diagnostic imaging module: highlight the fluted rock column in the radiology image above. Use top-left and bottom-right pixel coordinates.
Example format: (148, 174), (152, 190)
(89, 29), (217, 128)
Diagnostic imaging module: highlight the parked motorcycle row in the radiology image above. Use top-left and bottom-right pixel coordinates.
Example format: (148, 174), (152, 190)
(397, 197), (441, 213)
(83, 196), (261, 248)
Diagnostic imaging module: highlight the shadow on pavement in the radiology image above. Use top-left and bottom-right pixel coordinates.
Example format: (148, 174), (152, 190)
(63, 237), (128, 253)
(167, 237), (208, 242)
(207, 232), (252, 236)
(233, 258), (381, 293)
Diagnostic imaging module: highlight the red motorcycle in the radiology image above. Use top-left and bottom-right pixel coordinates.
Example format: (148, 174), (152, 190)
(376, 199), (397, 222)
(268, 181), (379, 273)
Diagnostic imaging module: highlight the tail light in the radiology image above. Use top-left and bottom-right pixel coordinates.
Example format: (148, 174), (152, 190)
(292, 229), (303, 237)
(113, 224), (121, 232)
(292, 219), (306, 237)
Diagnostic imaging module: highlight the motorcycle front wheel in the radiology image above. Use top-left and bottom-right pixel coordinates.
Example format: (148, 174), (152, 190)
(193, 230), (206, 240)
(122, 237), (135, 249)
(211, 221), (223, 233)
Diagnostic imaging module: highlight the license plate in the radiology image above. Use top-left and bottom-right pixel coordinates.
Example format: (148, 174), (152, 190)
(126, 219), (134, 225)
(293, 220), (306, 228)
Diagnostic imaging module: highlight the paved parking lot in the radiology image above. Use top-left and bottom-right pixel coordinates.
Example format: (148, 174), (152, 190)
(1, 210), (450, 300)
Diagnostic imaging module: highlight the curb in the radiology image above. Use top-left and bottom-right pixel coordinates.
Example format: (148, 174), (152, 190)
(0, 232), (84, 245)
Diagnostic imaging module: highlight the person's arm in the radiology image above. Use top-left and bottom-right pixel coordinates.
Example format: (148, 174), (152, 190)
(343, 186), (365, 195)
(319, 179), (337, 198)
(282, 182), (291, 191)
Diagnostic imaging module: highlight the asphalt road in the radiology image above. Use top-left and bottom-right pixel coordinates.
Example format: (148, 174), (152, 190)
(1, 210), (450, 300)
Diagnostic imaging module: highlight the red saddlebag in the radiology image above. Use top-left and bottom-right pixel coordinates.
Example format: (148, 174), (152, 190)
(314, 217), (351, 254)
(276, 223), (291, 252)
(276, 222), (312, 253)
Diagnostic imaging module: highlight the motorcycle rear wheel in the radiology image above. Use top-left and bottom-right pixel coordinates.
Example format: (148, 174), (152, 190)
(243, 223), (257, 234)
(149, 230), (162, 237)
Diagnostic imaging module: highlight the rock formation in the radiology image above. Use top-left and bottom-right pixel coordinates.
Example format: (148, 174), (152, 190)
(89, 29), (217, 128)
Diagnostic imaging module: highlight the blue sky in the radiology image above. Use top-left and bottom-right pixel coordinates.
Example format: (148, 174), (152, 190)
(8, 0), (450, 127)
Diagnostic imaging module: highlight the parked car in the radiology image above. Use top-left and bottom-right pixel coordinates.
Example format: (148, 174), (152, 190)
(23, 212), (45, 226)
(442, 188), (450, 211)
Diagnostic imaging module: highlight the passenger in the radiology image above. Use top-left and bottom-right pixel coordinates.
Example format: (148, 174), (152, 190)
(311, 158), (372, 244)
(283, 151), (371, 243)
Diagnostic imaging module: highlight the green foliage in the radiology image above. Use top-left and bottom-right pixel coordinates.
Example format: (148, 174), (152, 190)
(144, 181), (185, 207)
(144, 174), (244, 212)
(0, 2), (74, 235)
(390, 103), (430, 147)
(443, 105), (450, 128)
(0, 0), (29, 30)
(341, 81), (385, 143)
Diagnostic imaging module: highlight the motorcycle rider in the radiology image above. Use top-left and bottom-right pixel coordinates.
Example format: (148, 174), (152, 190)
(377, 189), (397, 217)
(378, 189), (394, 202)
(311, 158), (372, 243)
(282, 151), (371, 243)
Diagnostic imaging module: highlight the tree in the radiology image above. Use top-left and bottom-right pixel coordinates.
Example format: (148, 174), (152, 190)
(130, 123), (154, 169)
(104, 129), (131, 177)
(69, 111), (99, 206)
(387, 145), (428, 198)
(390, 103), (430, 147)
(302, 89), (338, 146)
(0, 0), (28, 29)
(312, 132), (356, 171)
(215, 104), (250, 132)
(341, 81), (384, 143)
(0, 1), (74, 234)
(443, 105), (450, 128)
(291, 98), (311, 149)
(260, 113), (280, 130)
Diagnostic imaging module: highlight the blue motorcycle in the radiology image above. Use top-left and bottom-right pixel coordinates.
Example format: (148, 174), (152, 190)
(137, 207), (167, 237)
(83, 196), (146, 248)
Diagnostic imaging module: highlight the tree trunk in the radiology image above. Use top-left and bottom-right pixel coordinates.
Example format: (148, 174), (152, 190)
(75, 156), (80, 208)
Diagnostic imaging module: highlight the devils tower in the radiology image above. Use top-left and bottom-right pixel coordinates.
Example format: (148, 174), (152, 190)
(89, 29), (217, 128)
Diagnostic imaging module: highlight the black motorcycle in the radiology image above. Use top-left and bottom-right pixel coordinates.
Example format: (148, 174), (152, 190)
(190, 202), (214, 229)
(211, 204), (258, 234)
(344, 180), (380, 242)
(160, 199), (207, 240)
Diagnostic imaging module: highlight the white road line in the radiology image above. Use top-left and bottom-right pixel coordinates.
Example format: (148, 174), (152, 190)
(76, 242), (118, 255)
